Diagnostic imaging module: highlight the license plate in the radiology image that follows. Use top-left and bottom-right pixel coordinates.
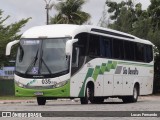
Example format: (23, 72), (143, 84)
(34, 92), (43, 96)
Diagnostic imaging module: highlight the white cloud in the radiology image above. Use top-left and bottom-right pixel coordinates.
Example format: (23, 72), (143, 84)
(0, 0), (46, 32)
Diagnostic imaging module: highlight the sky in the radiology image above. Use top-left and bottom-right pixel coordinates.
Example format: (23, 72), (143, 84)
(0, 0), (151, 33)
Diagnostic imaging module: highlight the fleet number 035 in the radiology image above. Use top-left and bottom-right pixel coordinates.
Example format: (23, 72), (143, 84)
(42, 79), (51, 84)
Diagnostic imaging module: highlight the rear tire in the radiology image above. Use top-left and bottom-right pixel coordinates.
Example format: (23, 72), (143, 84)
(92, 97), (104, 104)
(122, 85), (139, 103)
(37, 97), (46, 105)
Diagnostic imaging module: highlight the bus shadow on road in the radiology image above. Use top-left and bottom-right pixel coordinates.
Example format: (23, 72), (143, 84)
(99, 102), (123, 104)
(26, 99), (145, 106)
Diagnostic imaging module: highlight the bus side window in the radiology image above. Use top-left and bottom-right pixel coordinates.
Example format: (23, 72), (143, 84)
(72, 45), (79, 67)
(135, 43), (145, 62)
(88, 35), (100, 57)
(112, 39), (124, 60)
(124, 41), (135, 61)
(72, 46), (77, 64)
(100, 37), (112, 58)
(145, 45), (153, 63)
(71, 33), (88, 75)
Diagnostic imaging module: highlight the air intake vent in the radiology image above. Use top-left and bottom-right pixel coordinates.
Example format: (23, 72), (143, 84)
(91, 28), (135, 39)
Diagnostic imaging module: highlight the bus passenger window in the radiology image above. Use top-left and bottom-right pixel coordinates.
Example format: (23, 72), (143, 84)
(124, 41), (135, 61)
(88, 35), (100, 57)
(72, 46), (79, 67)
(100, 37), (112, 58)
(72, 46), (77, 64)
(135, 43), (145, 62)
(145, 45), (153, 63)
(113, 39), (124, 60)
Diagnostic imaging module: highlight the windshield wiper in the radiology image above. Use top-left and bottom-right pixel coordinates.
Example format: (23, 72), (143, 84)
(41, 58), (52, 74)
(25, 49), (39, 74)
(39, 50), (52, 74)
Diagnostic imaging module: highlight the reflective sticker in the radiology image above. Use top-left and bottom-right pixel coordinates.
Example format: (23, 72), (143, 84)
(115, 66), (123, 74)
(32, 67), (39, 74)
(27, 79), (36, 86)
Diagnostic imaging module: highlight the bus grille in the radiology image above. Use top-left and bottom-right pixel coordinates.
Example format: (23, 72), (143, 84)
(25, 85), (54, 89)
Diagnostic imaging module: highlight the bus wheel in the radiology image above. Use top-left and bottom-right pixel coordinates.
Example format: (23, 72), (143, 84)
(122, 85), (139, 103)
(132, 85), (139, 102)
(80, 84), (94, 104)
(37, 97), (46, 105)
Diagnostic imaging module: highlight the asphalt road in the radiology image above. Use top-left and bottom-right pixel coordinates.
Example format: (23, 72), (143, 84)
(0, 95), (160, 120)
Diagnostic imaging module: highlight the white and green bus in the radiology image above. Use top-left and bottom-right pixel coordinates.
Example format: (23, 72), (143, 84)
(6, 24), (154, 105)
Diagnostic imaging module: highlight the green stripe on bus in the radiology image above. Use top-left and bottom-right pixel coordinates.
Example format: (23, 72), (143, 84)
(92, 66), (101, 81)
(101, 63), (106, 74)
(92, 61), (117, 80)
(78, 68), (94, 97)
(78, 60), (153, 97)
(118, 61), (153, 67)
(78, 61), (117, 97)
(112, 61), (117, 69)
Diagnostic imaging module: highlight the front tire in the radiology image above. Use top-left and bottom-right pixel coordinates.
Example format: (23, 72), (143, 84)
(80, 86), (89, 104)
(80, 84), (94, 104)
(37, 97), (46, 105)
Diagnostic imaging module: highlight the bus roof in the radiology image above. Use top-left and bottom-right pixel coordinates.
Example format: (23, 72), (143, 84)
(22, 24), (153, 45)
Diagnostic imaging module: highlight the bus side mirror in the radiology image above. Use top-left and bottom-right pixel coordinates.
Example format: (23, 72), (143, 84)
(66, 39), (78, 55)
(6, 40), (20, 56)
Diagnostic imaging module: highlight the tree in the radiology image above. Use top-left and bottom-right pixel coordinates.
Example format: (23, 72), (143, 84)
(148, 0), (160, 31)
(50, 0), (90, 25)
(106, 0), (140, 34)
(0, 10), (30, 67)
(98, 5), (109, 27)
(131, 8), (151, 39)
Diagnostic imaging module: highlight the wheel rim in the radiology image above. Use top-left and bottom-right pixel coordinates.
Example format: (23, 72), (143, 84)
(133, 87), (138, 100)
(87, 87), (90, 100)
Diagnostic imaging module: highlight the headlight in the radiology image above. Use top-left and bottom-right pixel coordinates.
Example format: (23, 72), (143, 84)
(55, 80), (68, 88)
(15, 81), (25, 88)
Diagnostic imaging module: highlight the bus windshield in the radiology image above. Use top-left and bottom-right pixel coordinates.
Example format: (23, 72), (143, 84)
(16, 38), (69, 76)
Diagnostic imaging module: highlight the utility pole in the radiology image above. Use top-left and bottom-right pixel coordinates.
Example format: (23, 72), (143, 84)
(44, 0), (52, 25)
(43, 0), (62, 25)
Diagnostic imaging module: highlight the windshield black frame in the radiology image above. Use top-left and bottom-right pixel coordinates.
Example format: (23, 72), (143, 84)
(15, 38), (70, 78)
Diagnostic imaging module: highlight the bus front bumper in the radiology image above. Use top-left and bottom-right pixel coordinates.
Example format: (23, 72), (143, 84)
(15, 82), (70, 97)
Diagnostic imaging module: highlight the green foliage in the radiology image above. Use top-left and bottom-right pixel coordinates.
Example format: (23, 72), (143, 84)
(50, 0), (90, 25)
(0, 10), (30, 67)
(148, 0), (160, 31)
(131, 12), (151, 39)
(106, 1), (138, 33)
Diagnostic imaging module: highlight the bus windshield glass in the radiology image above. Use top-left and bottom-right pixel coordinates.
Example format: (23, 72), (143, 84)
(16, 38), (69, 76)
